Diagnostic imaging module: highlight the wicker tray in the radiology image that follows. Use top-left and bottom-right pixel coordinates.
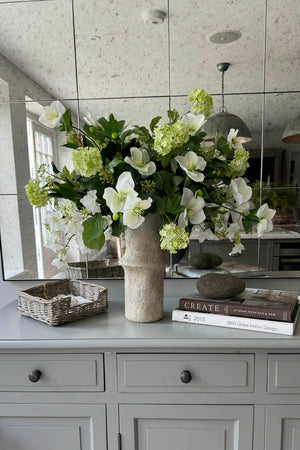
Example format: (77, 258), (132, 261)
(67, 261), (124, 278)
(17, 279), (108, 326)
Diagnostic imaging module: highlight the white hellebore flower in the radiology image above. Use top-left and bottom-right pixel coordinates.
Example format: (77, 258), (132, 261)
(230, 177), (252, 206)
(103, 172), (138, 213)
(39, 101), (66, 129)
(124, 147), (156, 176)
(178, 188), (206, 228)
(181, 113), (206, 134)
(80, 190), (101, 214)
(256, 203), (276, 237)
(175, 151), (206, 182)
(123, 195), (152, 229)
(83, 111), (98, 126)
(229, 242), (245, 256)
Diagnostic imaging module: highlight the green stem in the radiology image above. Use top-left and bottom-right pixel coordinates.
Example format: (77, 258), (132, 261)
(71, 126), (102, 151)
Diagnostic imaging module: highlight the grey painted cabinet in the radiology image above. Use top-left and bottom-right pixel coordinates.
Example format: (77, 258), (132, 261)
(0, 403), (107, 450)
(266, 405), (300, 450)
(119, 404), (253, 450)
(2, 300), (300, 449)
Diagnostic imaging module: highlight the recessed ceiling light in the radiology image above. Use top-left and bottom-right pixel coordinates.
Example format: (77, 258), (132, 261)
(208, 30), (242, 44)
(143, 10), (165, 25)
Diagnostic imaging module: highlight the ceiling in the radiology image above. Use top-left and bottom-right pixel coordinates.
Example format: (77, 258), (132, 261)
(0, 0), (299, 151)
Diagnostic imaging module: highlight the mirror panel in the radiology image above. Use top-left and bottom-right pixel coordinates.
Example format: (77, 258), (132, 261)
(265, 0), (300, 91)
(74, 0), (169, 98)
(0, 0), (299, 280)
(0, 0), (77, 102)
(169, 0), (265, 94)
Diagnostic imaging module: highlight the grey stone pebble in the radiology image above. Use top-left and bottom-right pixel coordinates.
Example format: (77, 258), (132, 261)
(196, 273), (245, 299)
(189, 252), (223, 269)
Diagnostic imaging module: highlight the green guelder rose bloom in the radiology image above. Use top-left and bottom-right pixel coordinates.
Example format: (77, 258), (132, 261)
(178, 188), (206, 228)
(181, 113), (206, 134)
(124, 147), (156, 176)
(103, 172), (138, 213)
(229, 148), (249, 177)
(175, 151), (206, 182)
(72, 147), (103, 177)
(154, 122), (190, 155)
(159, 223), (189, 254)
(187, 89), (214, 118)
(25, 178), (49, 207)
(39, 101), (66, 129)
(256, 203), (276, 237)
(123, 195), (152, 229)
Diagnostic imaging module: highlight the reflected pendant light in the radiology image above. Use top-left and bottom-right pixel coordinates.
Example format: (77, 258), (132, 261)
(282, 114), (300, 144)
(202, 62), (252, 143)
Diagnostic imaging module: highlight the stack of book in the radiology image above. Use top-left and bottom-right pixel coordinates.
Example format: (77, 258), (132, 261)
(172, 288), (300, 335)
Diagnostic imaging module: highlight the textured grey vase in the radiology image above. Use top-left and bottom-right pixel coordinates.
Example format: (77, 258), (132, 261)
(120, 214), (168, 322)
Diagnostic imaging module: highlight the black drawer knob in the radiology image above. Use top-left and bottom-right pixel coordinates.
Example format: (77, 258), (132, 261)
(28, 370), (42, 383)
(180, 370), (192, 384)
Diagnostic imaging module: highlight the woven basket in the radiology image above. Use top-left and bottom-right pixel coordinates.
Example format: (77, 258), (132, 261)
(67, 261), (124, 278)
(17, 279), (108, 326)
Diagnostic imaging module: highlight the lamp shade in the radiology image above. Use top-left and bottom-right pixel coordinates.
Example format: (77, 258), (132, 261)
(202, 111), (252, 143)
(282, 114), (300, 144)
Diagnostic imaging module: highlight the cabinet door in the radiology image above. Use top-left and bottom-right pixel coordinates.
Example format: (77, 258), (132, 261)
(266, 405), (300, 450)
(0, 404), (106, 450)
(119, 404), (253, 450)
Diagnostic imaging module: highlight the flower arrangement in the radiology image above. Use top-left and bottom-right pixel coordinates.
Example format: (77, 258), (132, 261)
(26, 89), (275, 269)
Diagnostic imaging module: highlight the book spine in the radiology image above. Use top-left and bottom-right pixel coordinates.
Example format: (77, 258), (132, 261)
(179, 299), (291, 322)
(172, 309), (296, 335)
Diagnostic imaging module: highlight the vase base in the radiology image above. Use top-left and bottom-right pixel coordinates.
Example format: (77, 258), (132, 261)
(125, 298), (164, 323)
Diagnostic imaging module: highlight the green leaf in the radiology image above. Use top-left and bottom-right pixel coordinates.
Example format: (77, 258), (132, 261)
(63, 142), (78, 149)
(157, 193), (184, 215)
(53, 183), (77, 201)
(82, 214), (105, 250)
(111, 220), (126, 237)
(242, 216), (253, 234)
(52, 162), (59, 174)
(108, 152), (123, 171)
(97, 114), (126, 136)
(150, 116), (162, 132)
(58, 109), (72, 131)
(167, 109), (180, 123)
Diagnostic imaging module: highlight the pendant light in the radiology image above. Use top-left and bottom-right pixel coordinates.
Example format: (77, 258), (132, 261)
(282, 114), (300, 144)
(202, 62), (252, 143)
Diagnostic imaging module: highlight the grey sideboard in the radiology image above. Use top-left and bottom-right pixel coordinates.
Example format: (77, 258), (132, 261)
(1, 298), (300, 450)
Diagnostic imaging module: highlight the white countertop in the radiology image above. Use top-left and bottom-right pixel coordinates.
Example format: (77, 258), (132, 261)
(1, 299), (300, 350)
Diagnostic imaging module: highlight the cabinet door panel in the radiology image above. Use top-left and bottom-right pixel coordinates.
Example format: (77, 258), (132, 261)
(266, 405), (300, 450)
(0, 404), (106, 450)
(119, 404), (253, 450)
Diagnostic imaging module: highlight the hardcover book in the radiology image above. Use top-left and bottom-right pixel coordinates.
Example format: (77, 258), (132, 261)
(178, 288), (299, 322)
(172, 303), (300, 336)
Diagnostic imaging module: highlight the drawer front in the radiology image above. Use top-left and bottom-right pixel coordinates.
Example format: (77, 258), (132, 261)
(0, 354), (104, 391)
(268, 354), (300, 393)
(117, 354), (254, 393)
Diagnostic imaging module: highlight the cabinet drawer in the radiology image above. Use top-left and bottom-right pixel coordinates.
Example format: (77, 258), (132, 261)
(268, 354), (300, 393)
(117, 354), (254, 393)
(0, 354), (104, 391)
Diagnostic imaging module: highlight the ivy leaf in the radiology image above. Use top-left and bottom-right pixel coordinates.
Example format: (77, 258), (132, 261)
(58, 108), (72, 131)
(53, 183), (77, 201)
(150, 116), (162, 132)
(82, 214), (105, 250)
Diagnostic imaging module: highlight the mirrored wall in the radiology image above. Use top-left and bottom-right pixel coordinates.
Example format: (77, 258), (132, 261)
(0, 0), (299, 280)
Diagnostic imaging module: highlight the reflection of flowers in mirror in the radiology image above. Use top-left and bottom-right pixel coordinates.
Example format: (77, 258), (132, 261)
(25, 89), (275, 269)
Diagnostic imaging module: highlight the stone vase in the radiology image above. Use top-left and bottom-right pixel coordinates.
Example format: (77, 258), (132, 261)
(120, 214), (168, 322)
